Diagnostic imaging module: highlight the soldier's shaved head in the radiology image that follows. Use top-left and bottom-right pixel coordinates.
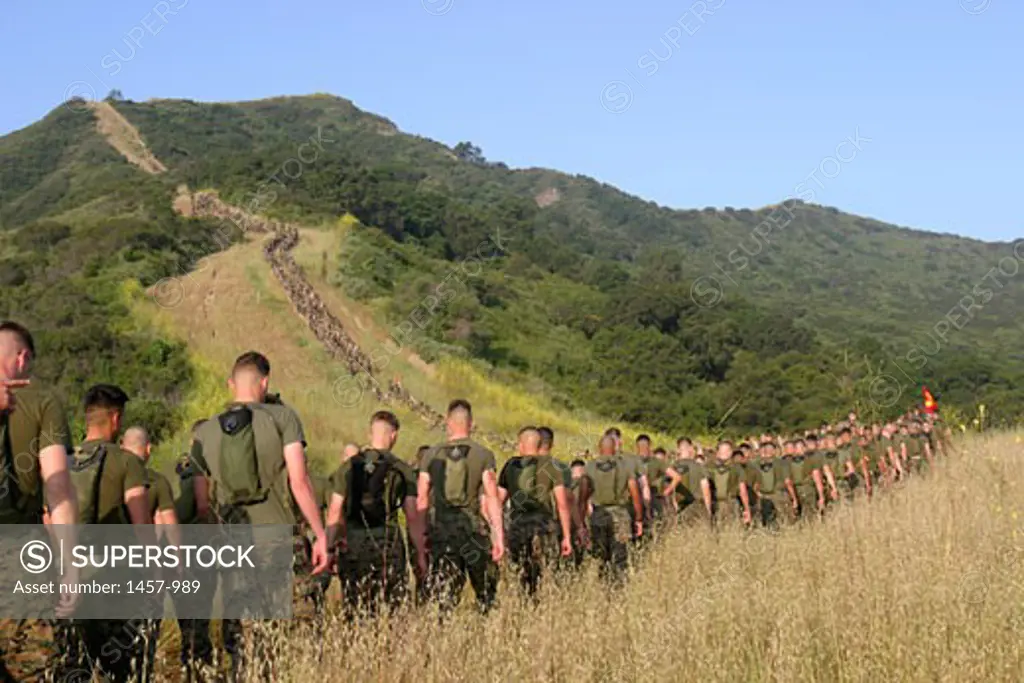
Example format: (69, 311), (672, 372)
(518, 426), (541, 456)
(0, 321), (35, 380)
(446, 399), (473, 439)
(121, 426), (151, 461)
(229, 351), (271, 402)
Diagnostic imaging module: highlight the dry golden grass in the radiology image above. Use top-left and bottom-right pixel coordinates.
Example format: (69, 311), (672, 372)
(193, 431), (1023, 683)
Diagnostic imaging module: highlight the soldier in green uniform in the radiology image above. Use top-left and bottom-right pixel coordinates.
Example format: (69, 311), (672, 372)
(121, 425), (181, 682)
(905, 421), (934, 475)
(53, 385), (154, 682)
(189, 352), (329, 681)
(805, 435), (840, 508)
(417, 399), (504, 614)
(578, 435), (643, 585)
(326, 411), (426, 617)
(0, 322), (79, 681)
(668, 438), (711, 527)
(830, 428), (859, 500)
(497, 426), (573, 596)
(817, 433), (847, 508)
(707, 442), (753, 528)
(787, 438), (825, 521)
(751, 441), (797, 527)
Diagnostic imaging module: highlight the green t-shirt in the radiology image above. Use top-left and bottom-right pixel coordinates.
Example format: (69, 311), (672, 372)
(788, 452), (821, 490)
(584, 454), (637, 507)
(76, 439), (147, 524)
(329, 449), (416, 530)
(708, 461), (743, 502)
(190, 400), (307, 525)
(498, 454), (564, 520)
(2, 385), (71, 521)
(751, 457), (791, 496)
(671, 459), (706, 506)
(642, 456), (669, 496)
(420, 438), (497, 519)
(145, 467), (175, 518)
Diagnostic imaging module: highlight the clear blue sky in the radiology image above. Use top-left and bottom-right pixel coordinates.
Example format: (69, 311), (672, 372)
(1, 0), (1020, 240)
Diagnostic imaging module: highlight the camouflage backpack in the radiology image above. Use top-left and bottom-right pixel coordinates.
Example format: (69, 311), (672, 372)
(214, 404), (282, 506)
(506, 456), (550, 515)
(69, 443), (109, 525)
(345, 449), (405, 528)
(589, 455), (628, 507)
(789, 454), (813, 486)
(429, 443), (472, 508)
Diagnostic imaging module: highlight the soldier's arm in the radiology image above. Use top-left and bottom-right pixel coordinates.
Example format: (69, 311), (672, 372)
(628, 478), (643, 536)
(663, 467), (683, 499)
(40, 444), (77, 526)
(37, 397), (78, 526)
(416, 471), (431, 514)
(785, 478), (798, 508)
(576, 475), (593, 522)
(325, 492), (346, 550)
(481, 469), (505, 558)
(739, 481), (752, 519)
(823, 466), (839, 500)
(701, 478), (713, 516)
(552, 484), (572, 547)
(284, 442), (326, 539)
(860, 458), (873, 496)
(924, 441), (935, 466)
(402, 495), (428, 574)
(811, 467), (825, 506)
(639, 474), (652, 509)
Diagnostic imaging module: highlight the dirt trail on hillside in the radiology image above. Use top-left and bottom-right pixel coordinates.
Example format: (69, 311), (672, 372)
(178, 189), (517, 449)
(88, 101), (167, 174)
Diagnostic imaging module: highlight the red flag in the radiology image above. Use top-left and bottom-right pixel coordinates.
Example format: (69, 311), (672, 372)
(922, 386), (937, 414)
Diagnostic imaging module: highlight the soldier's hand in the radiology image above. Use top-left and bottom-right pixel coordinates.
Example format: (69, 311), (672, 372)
(634, 521), (643, 538)
(560, 537), (573, 558)
(742, 509), (752, 525)
(0, 378), (29, 413)
(817, 497), (825, 512)
(829, 489), (839, 501)
(490, 542), (504, 563)
(310, 533), (329, 575)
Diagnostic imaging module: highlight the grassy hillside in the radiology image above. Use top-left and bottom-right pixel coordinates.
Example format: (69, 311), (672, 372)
(2, 93), (1022, 442)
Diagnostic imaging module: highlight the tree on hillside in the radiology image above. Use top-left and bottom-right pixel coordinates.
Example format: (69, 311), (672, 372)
(105, 89), (124, 101)
(454, 141), (487, 165)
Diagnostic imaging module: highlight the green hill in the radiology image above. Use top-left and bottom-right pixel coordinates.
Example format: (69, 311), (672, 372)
(1, 93), (1020, 441)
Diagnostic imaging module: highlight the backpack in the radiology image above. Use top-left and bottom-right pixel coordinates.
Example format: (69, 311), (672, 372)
(711, 464), (735, 503)
(590, 456), (627, 507)
(215, 404), (271, 506)
(758, 459), (778, 495)
(69, 443), (109, 525)
(506, 456), (548, 514)
(345, 449), (404, 528)
(429, 443), (472, 508)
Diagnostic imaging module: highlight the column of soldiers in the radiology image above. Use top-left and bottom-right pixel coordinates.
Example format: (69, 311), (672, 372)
(0, 317), (956, 681)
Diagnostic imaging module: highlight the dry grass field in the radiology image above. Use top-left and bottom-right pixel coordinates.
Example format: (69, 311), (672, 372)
(138, 431), (1022, 682)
